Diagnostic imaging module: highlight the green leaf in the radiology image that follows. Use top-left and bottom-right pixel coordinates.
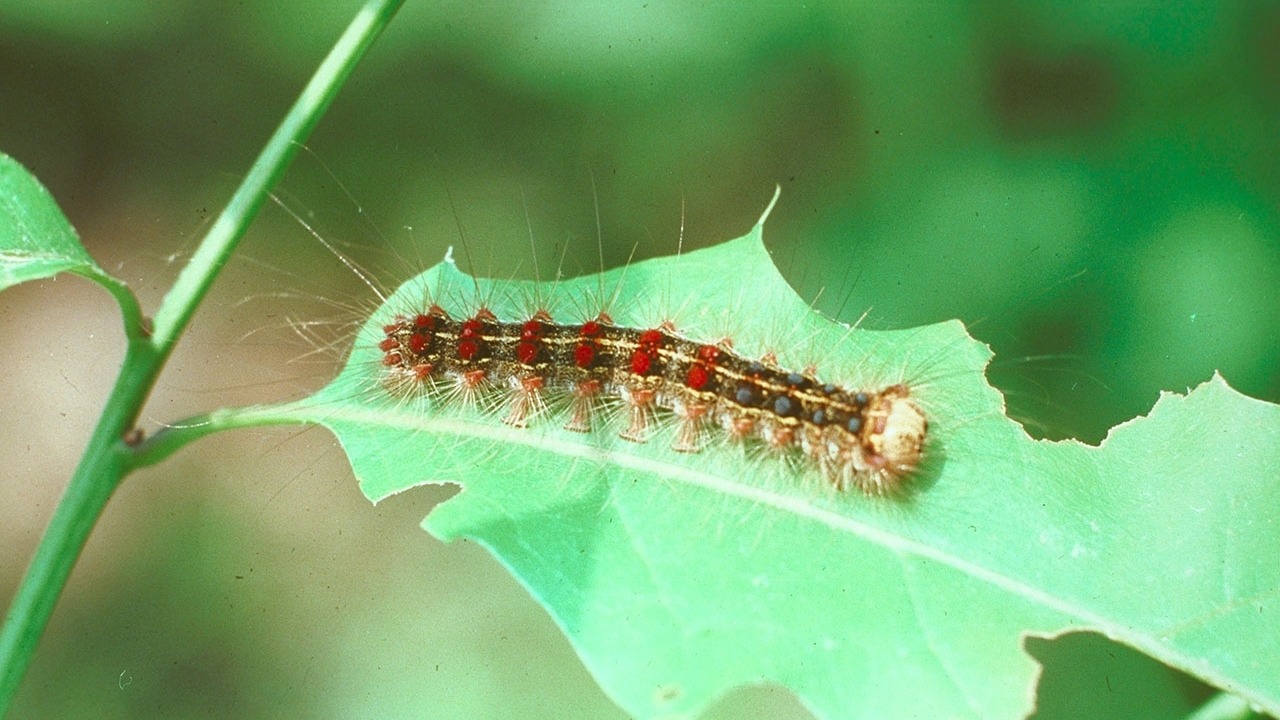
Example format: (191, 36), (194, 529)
(0, 151), (104, 291)
(259, 207), (1280, 720)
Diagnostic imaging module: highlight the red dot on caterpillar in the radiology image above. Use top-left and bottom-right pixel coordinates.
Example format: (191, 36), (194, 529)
(686, 364), (710, 390)
(516, 318), (544, 366)
(408, 332), (429, 354)
(574, 320), (606, 369)
(520, 320), (543, 339)
(517, 342), (540, 365)
(456, 340), (479, 361)
(629, 328), (664, 376)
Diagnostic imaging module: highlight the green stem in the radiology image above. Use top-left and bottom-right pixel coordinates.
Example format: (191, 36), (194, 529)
(130, 403), (317, 470)
(78, 268), (148, 343)
(0, 1), (405, 714)
(0, 339), (153, 715)
(149, 0), (404, 351)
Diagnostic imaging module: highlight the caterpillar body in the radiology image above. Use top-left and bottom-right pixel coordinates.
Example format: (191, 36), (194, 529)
(377, 305), (928, 495)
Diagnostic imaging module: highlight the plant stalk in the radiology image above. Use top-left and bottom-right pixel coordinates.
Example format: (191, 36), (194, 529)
(0, 340), (153, 715)
(0, 0), (405, 714)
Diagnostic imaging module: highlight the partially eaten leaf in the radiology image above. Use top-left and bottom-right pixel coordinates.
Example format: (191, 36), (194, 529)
(254, 205), (1280, 720)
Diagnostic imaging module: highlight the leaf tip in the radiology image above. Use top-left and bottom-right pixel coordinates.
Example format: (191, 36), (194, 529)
(755, 185), (782, 228)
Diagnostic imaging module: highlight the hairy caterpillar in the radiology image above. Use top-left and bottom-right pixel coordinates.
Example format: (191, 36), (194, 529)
(376, 303), (927, 495)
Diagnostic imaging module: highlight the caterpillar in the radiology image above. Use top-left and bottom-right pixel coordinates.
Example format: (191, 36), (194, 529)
(375, 283), (928, 497)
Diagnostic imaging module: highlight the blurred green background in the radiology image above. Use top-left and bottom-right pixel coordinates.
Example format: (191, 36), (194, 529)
(1, 1), (1276, 718)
